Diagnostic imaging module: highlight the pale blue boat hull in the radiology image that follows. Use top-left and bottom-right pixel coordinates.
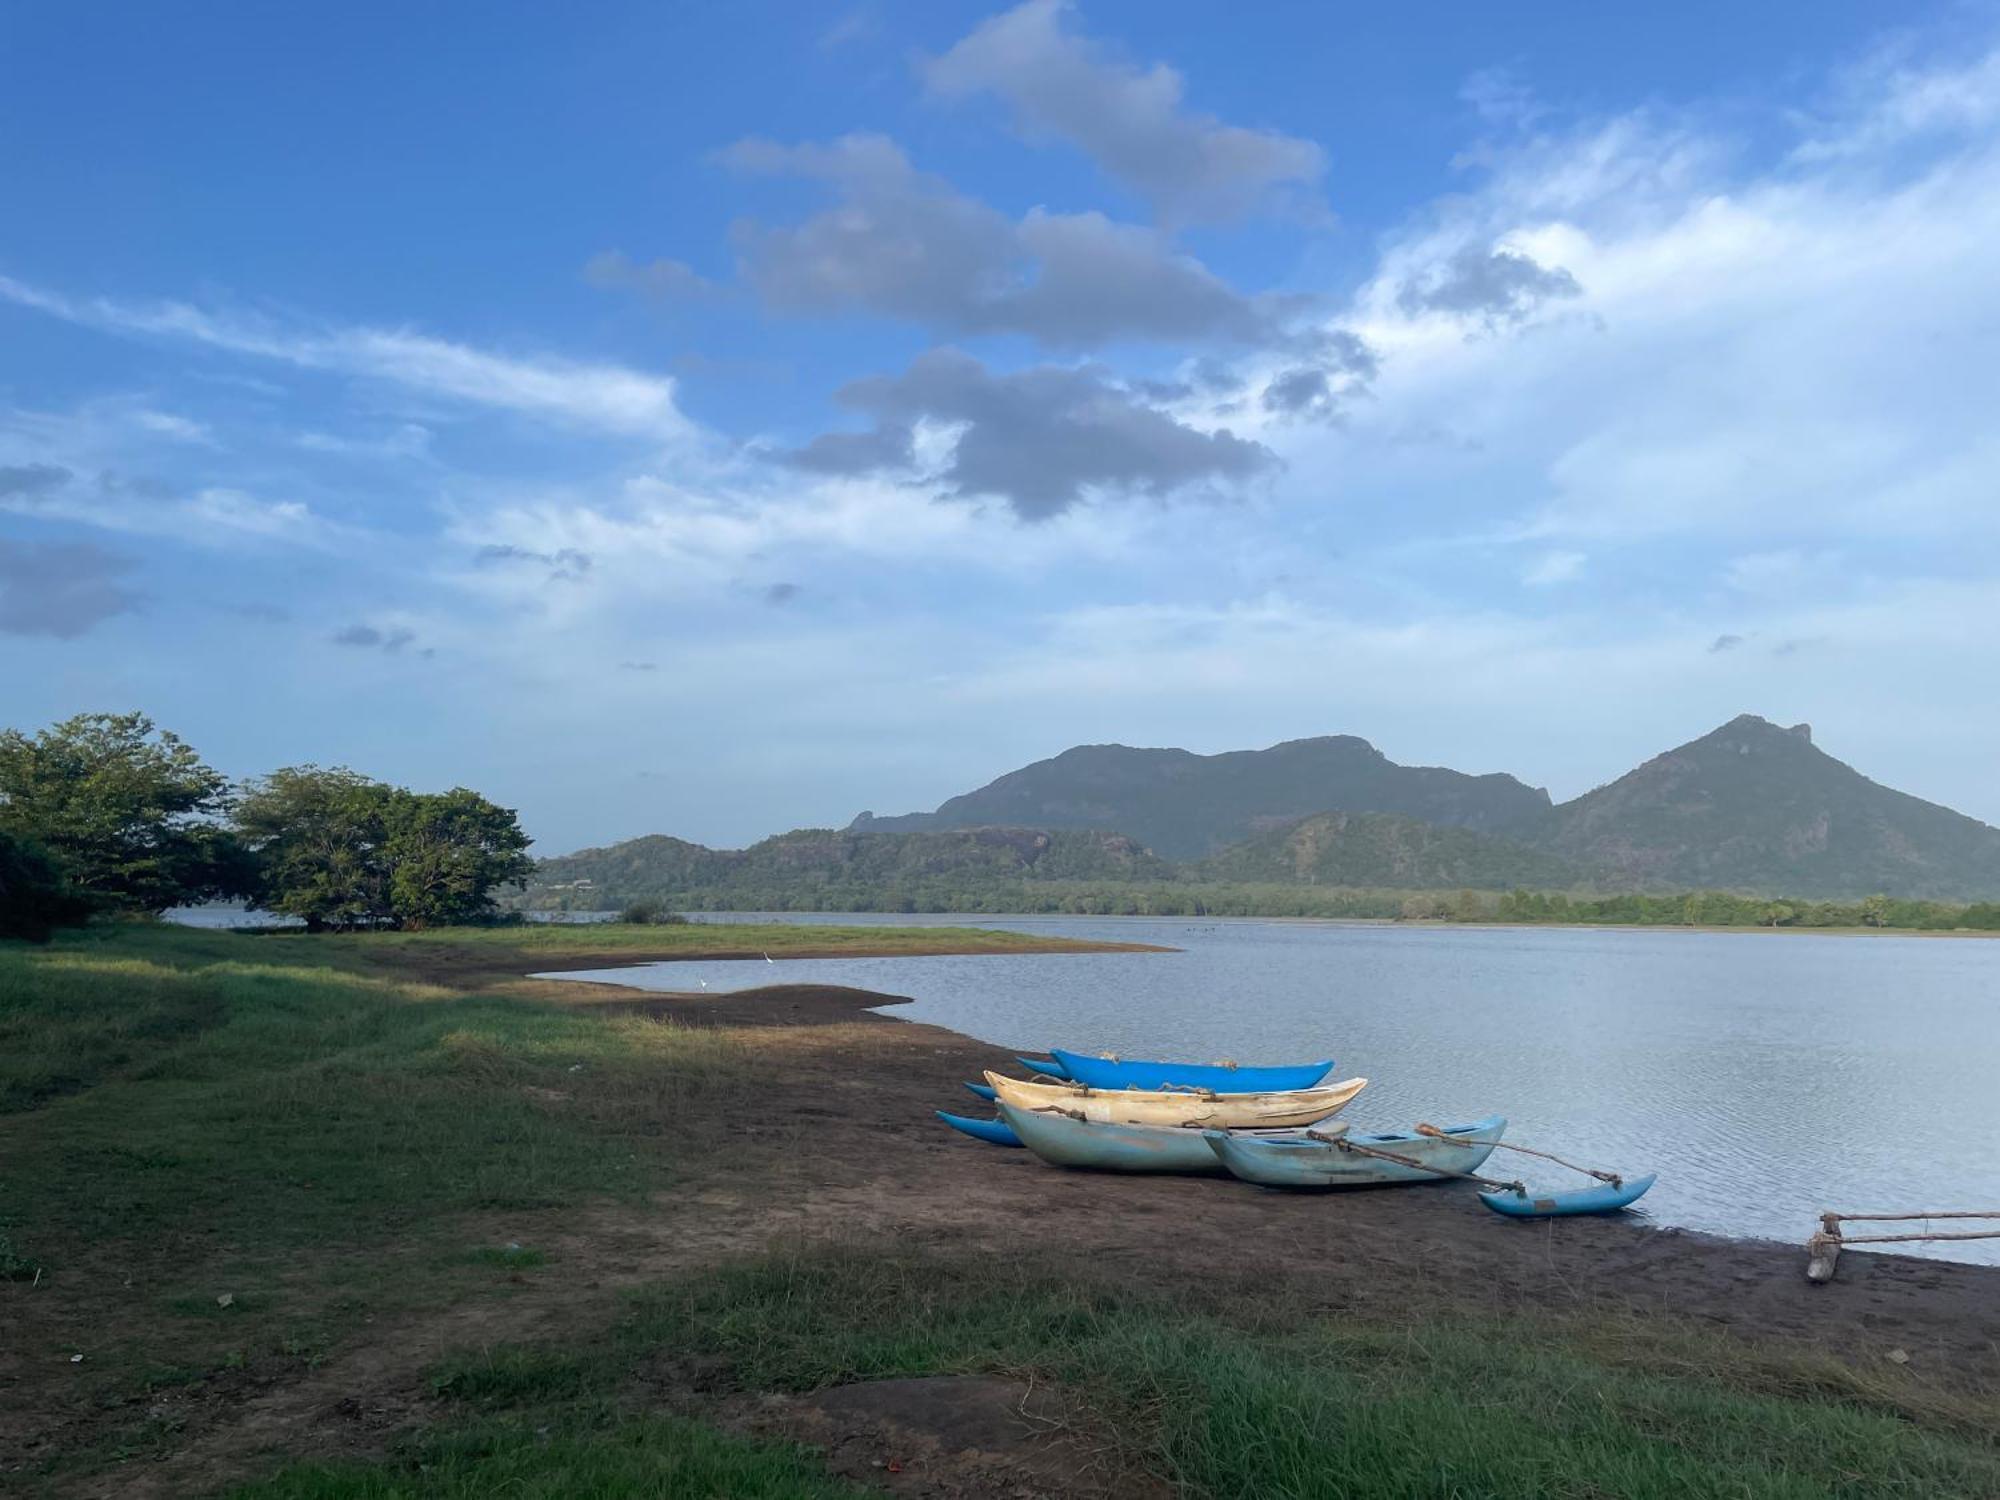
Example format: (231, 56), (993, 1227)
(1050, 1048), (1334, 1093)
(996, 1101), (1340, 1175)
(1480, 1171), (1655, 1217)
(1206, 1117), (1507, 1189)
(935, 1110), (1022, 1148)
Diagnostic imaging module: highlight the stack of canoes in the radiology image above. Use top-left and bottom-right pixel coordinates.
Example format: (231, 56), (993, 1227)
(937, 1049), (1653, 1216)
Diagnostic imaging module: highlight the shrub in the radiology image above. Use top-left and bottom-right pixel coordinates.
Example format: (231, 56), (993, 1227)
(619, 899), (689, 925)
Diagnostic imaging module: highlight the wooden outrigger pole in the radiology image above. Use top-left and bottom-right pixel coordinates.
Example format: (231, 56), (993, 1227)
(1805, 1210), (2000, 1282)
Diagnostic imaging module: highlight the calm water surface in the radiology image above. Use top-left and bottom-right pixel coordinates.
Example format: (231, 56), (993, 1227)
(548, 914), (2000, 1264)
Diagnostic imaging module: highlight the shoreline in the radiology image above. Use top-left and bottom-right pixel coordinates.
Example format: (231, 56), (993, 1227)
(530, 961), (2000, 1312)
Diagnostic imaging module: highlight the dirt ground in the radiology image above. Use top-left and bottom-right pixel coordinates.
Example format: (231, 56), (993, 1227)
(24, 968), (2000, 1498)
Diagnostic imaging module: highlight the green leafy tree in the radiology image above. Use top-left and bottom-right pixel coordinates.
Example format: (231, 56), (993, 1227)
(235, 767), (398, 930)
(382, 787), (534, 929)
(237, 769), (532, 930)
(0, 827), (93, 941)
(0, 711), (239, 913)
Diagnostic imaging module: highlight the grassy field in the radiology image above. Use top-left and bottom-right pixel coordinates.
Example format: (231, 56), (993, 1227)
(6, 922), (1999, 1497)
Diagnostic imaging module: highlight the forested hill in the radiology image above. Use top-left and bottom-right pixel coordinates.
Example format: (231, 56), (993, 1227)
(1194, 811), (1583, 891)
(1530, 715), (2000, 900)
(849, 736), (1552, 859)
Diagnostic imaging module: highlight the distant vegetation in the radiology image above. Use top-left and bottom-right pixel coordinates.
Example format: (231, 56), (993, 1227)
(0, 711), (533, 938)
(520, 828), (2000, 933)
(1194, 810), (1582, 889)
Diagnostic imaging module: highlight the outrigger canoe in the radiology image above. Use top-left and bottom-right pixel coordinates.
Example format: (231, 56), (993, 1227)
(986, 1071), (1367, 1129)
(998, 1101), (1347, 1174)
(1479, 1172), (1656, 1217)
(1205, 1116), (1506, 1188)
(935, 1110), (1022, 1148)
(1048, 1048), (1334, 1093)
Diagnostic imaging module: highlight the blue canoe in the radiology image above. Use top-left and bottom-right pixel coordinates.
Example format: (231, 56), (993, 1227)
(1049, 1047), (1334, 1093)
(1207, 1116), (1507, 1189)
(936, 1110), (1022, 1148)
(1479, 1172), (1656, 1217)
(962, 1081), (998, 1102)
(1016, 1056), (1070, 1079)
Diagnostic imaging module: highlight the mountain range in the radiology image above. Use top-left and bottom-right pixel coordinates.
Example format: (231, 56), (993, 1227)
(528, 715), (2000, 905)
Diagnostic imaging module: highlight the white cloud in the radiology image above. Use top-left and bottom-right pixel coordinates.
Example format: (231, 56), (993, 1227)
(133, 409), (217, 445)
(0, 273), (694, 440)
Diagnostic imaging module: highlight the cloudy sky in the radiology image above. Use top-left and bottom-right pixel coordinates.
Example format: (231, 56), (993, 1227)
(6, 2), (2000, 852)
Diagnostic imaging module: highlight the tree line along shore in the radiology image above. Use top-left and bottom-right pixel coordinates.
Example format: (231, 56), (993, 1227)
(0, 711), (533, 940)
(553, 879), (2000, 934)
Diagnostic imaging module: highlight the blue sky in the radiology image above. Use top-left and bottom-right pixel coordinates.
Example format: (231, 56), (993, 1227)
(6, 2), (2000, 853)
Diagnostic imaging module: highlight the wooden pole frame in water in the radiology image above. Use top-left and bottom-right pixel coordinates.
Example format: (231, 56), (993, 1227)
(1805, 1210), (2000, 1283)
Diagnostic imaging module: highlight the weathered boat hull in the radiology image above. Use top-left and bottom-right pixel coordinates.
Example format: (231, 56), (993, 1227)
(997, 1102), (1341, 1174)
(987, 1071), (1368, 1129)
(1480, 1172), (1656, 1217)
(1206, 1116), (1507, 1189)
(935, 1110), (1022, 1148)
(1049, 1048), (1334, 1093)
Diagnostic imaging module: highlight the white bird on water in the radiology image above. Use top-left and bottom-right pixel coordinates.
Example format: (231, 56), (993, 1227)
(763, 951), (773, 963)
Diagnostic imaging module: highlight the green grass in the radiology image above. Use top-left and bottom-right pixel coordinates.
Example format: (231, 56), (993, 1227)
(609, 1247), (2000, 1499)
(251, 1244), (2000, 1498)
(230, 1415), (869, 1499)
(0, 922), (760, 1466)
(331, 916), (1136, 960)
(0, 927), (749, 1254)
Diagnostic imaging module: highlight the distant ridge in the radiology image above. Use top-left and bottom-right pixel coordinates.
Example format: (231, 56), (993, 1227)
(537, 715), (2000, 906)
(851, 735), (1552, 861)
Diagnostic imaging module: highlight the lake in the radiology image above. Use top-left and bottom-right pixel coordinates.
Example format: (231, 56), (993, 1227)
(547, 914), (2000, 1265)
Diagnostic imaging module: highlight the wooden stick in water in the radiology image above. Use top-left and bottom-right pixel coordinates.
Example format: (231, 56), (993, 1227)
(1824, 1210), (2000, 1223)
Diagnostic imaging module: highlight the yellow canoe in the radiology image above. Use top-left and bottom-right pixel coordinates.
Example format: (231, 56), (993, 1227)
(985, 1070), (1368, 1129)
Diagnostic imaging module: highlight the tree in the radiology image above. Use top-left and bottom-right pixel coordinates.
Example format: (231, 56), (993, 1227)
(0, 711), (239, 914)
(235, 767), (398, 930)
(236, 769), (533, 930)
(0, 828), (93, 941)
(382, 787), (535, 929)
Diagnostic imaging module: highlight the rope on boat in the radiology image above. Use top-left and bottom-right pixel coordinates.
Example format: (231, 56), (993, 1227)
(1417, 1123), (1623, 1188)
(1805, 1210), (2000, 1283)
(1304, 1129), (1526, 1195)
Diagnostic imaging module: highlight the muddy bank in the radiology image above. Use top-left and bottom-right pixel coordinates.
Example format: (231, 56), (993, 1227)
(569, 974), (2000, 1382)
